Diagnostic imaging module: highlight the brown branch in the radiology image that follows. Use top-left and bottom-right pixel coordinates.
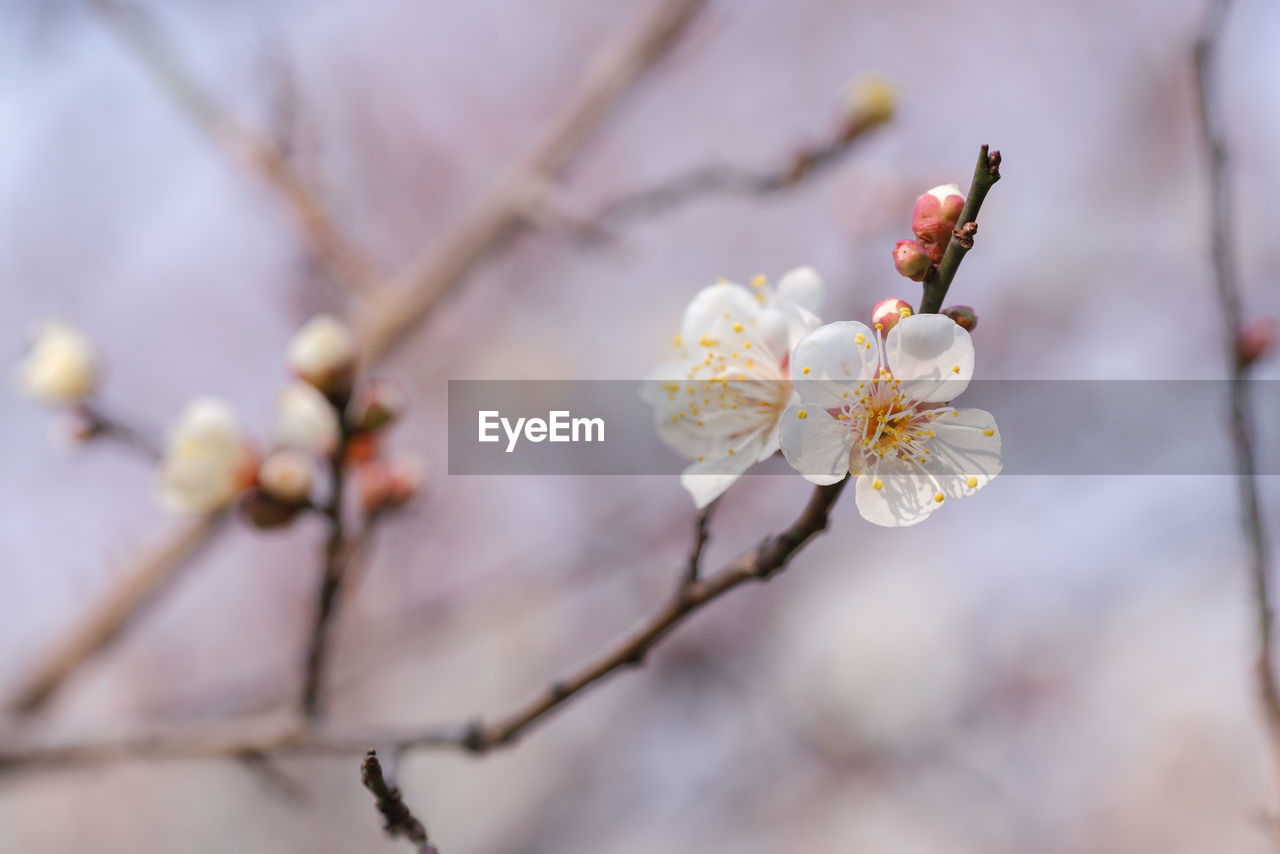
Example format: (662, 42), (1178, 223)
(301, 415), (354, 720)
(588, 95), (892, 231)
(1193, 0), (1280, 828)
(0, 481), (846, 771)
(351, 0), (707, 365)
(73, 401), (162, 461)
(85, 0), (380, 294)
(362, 751), (440, 854)
(679, 500), (715, 591)
(918, 145), (1002, 314)
(5, 512), (227, 714)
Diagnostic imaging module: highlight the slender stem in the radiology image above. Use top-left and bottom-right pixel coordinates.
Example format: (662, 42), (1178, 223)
(679, 501), (716, 591)
(362, 751), (440, 854)
(76, 402), (162, 461)
(1192, 0), (1280, 827)
(919, 145), (1002, 314)
(301, 414), (353, 720)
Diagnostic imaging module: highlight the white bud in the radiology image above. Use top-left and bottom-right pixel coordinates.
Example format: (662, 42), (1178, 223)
(157, 397), (256, 513)
(274, 382), (340, 456)
(286, 314), (356, 391)
(257, 449), (315, 505)
(13, 321), (97, 405)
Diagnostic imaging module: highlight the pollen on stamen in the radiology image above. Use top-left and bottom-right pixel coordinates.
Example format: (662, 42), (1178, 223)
(797, 410), (808, 419)
(733, 323), (744, 333)
(750, 274), (767, 288)
(672, 335), (683, 348)
(802, 367), (811, 374)
(855, 333), (866, 345)
(933, 492), (945, 503)
(951, 365), (960, 374)
(966, 476), (978, 488)
(982, 428), (994, 436)
(872, 478), (883, 490)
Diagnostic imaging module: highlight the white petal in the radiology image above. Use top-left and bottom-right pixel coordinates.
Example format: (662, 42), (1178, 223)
(921, 407), (1002, 497)
(679, 428), (767, 507)
(679, 282), (757, 341)
(883, 314), (973, 403)
(778, 404), (853, 485)
(789, 321), (880, 408)
(854, 458), (940, 527)
(776, 266), (824, 316)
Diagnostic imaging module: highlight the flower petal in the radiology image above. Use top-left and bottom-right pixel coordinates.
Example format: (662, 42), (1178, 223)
(920, 407), (1002, 497)
(854, 457), (941, 527)
(883, 314), (973, 403)
(680, 427), (768, 507)
(778, 404), (854, 485)
(775, 266), (824, 317)
(788, 321), (880, 408)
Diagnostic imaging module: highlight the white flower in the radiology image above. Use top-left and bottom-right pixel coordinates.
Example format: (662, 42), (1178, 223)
(274, 381), (340, 456)
(157, 398), (256, 513)
(13, 321), (97, 404)
(287, 314), (356, 389)
(644, 269), (824, 507)
(779, 314), (1001, 527)
(258, 449), (315, 504)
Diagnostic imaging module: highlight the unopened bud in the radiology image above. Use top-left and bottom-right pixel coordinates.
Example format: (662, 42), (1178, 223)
(258, 449), (315, 505)
(239, 488), (301, 530)
(911, 184), (965, 262)
(14, 321), (97, 405)
(287, 315), (356, 396)
(892, 240), (931, 281)
(357, 458), (423, 516)
(346, 378), (407, 433)
(1238, 318), (1277, 367)
(942, 305), (978, 332)
(871, 298), (914, 331)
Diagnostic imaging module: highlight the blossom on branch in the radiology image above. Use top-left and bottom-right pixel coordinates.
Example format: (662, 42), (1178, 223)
(644, 268), (824, 507)
(157, 398), (257, 513)
(287, 315), (356, 394)
(13, 321), (97, 405)
(274, 381), (340, 457)
(779, 314), (1001, 527)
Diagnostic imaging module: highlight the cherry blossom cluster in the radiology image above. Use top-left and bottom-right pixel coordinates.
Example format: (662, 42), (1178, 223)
(14, 316), (421, 525)
(646, 192), (1003, 527)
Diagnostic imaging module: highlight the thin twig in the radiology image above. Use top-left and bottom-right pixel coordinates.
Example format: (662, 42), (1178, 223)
(0, 481), (846, 770)
(1193, 0), (1280, 825)
(74, 401), (162, 461)
(679, 501), (715, 591)
(362, 751), (440, 854)
(590, 100), (891, 231)
(85, 0), (380, 294)
(352, 0), (707, 365)
(918, 145), (1002, 314)
(5, 512), (227, 715)
(301, 416), (354, 720)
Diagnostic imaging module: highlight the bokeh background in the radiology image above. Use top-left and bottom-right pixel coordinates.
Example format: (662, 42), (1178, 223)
(4, 0), (1280, 851)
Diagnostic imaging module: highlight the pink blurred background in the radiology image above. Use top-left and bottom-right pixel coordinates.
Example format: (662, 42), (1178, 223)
(3, 0), (1280, 851)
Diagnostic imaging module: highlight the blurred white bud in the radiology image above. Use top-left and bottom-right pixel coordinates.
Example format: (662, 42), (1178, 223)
(257, 449), (315, 505)
(287, 314), (356, 393)
(274, 381), (340, 457)
(13, 321), (97, 405)
(157, 398), (257, 513)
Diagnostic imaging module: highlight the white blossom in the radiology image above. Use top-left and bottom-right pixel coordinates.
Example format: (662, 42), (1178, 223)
(157, 398), (256, 513)
(274, 381), (340, 456)
(287, 314), (356, 389)
(779, 313), (1001, 527)
(258, 449), (315, 504)
(644, 270), (823, 507)
(13, 321), (96, 404)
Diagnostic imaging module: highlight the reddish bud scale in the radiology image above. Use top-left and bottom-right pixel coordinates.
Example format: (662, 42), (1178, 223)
(942, 305), (978, 332)
(911, 185), (965, 263)
(1238, 318), (1277, 367)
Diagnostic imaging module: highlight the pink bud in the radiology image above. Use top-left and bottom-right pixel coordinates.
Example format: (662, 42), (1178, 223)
(911, 184), (965, 262)
(1238, 318), (1277, 367)
(942, 305), (978, 332)
(871, 297), (914, 331)
(346, 378), (407, 433)
(892, 240), (931, 281)
(357, 458), (424, 516)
